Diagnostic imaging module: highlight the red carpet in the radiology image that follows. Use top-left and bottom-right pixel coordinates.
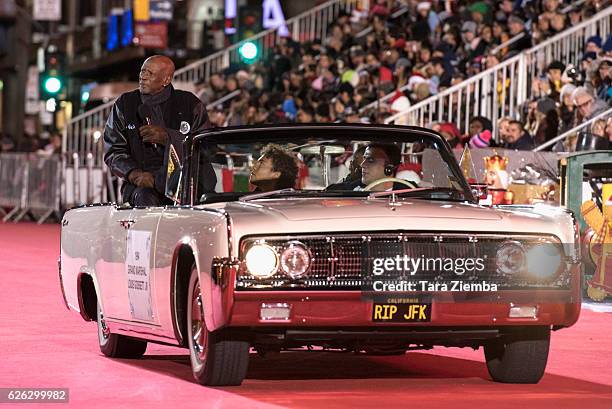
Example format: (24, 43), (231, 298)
(1, 222), (611, 409)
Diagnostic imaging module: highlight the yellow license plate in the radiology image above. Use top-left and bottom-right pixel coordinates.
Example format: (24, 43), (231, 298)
(372, 302), (431, 322)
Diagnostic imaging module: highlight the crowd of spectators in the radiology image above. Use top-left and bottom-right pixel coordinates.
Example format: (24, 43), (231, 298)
(197, 0), (608, 133)
(431, 34), (612, 152)
(0, 131), (62, 156)
(2, 0), (609, 155)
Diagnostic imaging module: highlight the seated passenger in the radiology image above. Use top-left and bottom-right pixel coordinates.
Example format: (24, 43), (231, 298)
(249, 144), (299, 192)
(355, 143), (417, 191)
(326, 145), (366, 190)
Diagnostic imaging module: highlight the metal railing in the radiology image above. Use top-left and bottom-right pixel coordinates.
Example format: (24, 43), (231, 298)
(203, 89), (241, 111)
(384, 7), (612, 138)
(489, 32), (527, 56)
(534, 107), (612, 151)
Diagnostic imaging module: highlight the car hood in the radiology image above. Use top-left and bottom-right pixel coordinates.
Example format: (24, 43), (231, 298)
(228, 198), (500, 221)
(205, 198), (573, 243)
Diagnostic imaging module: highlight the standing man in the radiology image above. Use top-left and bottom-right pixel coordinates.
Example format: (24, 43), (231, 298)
(104, 55), (215, 206)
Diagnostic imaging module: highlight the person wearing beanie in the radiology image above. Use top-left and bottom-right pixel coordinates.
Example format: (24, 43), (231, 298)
(603, 35), (612, 56)
(469, 129), (492, 149)
(437, 122), (463, 149)
(338, 81), (354, 98)
(507, 15), (532, 52)
(596, 58), (611, 102)
(537, 97), (556, 115)
(462, 17), (477, 33)
(533, 97), (560, 147)
(469, 2), (489, 25)
(586, 35), (602, 54)
(282, 96), (297, 121)
(315, 103), (331, 122)
(395, 57), (411, 72)
(580, 53), (598, 81)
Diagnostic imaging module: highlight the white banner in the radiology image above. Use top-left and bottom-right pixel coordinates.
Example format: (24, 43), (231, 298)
(33, 0), (61, 21)
(126, 230), (154, 322)
(25, 66), (40, 115)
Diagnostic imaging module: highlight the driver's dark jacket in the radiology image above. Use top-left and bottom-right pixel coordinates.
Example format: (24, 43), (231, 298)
(103, 87), (216, 201)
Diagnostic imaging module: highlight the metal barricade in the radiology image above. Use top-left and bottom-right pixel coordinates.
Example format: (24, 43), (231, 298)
(61, 151), (112, 209)
(22, 154), (62, 223)
(0, 153), (28, 221)
(0, 153), (62, 223)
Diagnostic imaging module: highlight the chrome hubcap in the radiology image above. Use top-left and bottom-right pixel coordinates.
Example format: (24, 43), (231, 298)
(98, 309), (110, 339)
(191, 282), (206, 359)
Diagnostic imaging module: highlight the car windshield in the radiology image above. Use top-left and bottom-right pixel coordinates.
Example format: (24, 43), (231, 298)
(187, 126), (471, 204)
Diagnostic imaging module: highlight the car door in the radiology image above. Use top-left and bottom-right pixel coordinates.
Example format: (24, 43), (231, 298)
(122, 207), (164, 325)
(96, 205), (135, 322)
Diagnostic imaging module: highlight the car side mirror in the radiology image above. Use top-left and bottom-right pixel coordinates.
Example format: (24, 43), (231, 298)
(470, 183), (488, 199)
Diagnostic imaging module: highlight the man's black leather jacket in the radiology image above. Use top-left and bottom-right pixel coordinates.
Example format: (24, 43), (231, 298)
(103, 86), (215, 200)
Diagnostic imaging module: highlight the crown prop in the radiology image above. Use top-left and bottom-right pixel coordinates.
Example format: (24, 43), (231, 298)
(484, 154), (508, 172)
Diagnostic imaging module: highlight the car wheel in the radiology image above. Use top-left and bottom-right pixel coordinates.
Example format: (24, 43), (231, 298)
(187, 266), (250, 386)
(484, 327), (550, 384)
(97, 303), (147, 358)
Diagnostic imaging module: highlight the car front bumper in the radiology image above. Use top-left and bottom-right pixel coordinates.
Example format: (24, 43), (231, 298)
(227, 264), (582, 329)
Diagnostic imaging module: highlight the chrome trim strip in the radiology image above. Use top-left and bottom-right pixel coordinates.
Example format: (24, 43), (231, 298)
(240, 231), (564, 244)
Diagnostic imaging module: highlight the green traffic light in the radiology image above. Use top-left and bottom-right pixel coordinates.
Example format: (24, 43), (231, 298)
(238, 41), (259, 63)
(44, 76), (62, 94)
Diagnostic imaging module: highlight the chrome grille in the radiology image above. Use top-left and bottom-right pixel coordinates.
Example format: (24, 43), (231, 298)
(236, 233), (570, 291)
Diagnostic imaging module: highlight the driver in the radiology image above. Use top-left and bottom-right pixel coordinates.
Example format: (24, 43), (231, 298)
(356, 143), (412, 191)
(249, 144), (299, 192)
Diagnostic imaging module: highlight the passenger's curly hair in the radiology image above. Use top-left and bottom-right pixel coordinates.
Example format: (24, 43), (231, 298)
(260, 143), (299, 189)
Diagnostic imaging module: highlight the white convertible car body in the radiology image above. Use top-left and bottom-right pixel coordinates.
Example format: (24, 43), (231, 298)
(59, 124), (581, 386)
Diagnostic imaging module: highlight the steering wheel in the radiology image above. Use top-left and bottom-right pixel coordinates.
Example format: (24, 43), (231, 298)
(364, 177), (417, 191)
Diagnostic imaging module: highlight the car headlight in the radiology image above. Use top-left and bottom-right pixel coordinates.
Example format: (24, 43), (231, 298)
(280, 241), (312, 279)
(526, 241), (563, 280)
(496, 241), (526, 275)
(245, 243), (278, 279)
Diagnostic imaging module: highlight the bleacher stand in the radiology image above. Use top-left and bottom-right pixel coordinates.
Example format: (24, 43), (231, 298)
(197, 0), (608, 131)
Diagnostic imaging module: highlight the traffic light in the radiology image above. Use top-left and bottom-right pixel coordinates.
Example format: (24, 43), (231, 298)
(238, 5), (262, 40)
(40, 49), (65, 100)
(238, 41), (259, 64)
